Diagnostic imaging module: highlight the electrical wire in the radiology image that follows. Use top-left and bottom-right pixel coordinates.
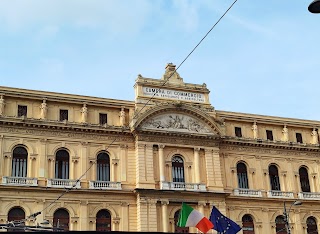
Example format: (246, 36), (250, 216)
(28, 0), (239, 220)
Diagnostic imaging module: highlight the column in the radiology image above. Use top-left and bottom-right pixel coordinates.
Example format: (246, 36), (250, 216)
(204, 148), (214, 189)
(309, 174), (316, 192)
(90, 159), (97, 181)
(80, 142), (88, 181)
(198, 201), (206, 215)
(121, 202), (129, 231)
(0, 135), (3, 176)
(120, 145), (128, 182)
(27, 154), (33, 178)
(161, 200), (169, 232)
(280, 172), (286, 191)
(212, 148), (223, 188)
(194, 148), (200, 183)
(70, 159), (78, 180)
(79, 200), (88, 230)
(159, 145), (165, 188)
(111, 159), (119, 182)
(248, 169), (254, 189)
(135, 143), (155, 189)
(136, 196), (158, 231)
(112, 219), (120, 231)
(39, 139), (47, 179)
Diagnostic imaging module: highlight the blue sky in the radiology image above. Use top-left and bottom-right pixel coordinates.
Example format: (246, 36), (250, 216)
(0, 0), (319, 120)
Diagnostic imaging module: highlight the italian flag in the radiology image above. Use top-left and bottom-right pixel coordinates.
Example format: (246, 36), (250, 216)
(178, 203), (214, 233)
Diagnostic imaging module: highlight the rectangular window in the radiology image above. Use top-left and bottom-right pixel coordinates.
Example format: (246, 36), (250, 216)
(296, 133), (303, 143)
(235, 127), (242, 137)
(266, 130), (273, 141)
(59, 109), (68, 121)
(17, 105), (27, 117)
(99, 113), (108, 125)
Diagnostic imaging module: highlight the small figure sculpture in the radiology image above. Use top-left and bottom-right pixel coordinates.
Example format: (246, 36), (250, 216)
(0, 95), (5, 116)
(40, 99), (48, 119)
(81, 103), (88, 123)
(120, 107), (126, 126)
(311, 128), (319, 144)
(252, 122), (258, 139)
(282, 125), (289, 142)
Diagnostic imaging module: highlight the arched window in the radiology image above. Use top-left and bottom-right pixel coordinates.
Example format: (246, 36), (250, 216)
(237, 162), (249, 189)
(269, 165), (281, 191)
(8, 207), (25, 232)
(55, 149), (69, 179)
(299, 167), (311, 192)
(172, 155), (185, 183)
(97, 152), (110, 181)
(275, 215), (287, 234)
(307, 216), (318, 234)
(242, 214), (254, 234)
(96, 209), (111, 231)
(174, 210), (189, 233)
(12, 146), (28, 177)
(53, 209), (69, 231)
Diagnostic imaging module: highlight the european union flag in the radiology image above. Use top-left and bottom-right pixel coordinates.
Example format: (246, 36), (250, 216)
(209, 206), (241, 234)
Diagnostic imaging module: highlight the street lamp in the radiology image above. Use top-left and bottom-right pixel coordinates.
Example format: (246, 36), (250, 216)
(283, 200), (302, 234)
(309, 0), (320, 13)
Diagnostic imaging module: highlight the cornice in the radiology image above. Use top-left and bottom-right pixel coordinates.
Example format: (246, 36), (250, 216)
(221, 137), (320, 154)
(216, 110), (320, 128)
(0, 117), (134, 142)
(0, 86), (134, 108)
(134, 76), (210, 93)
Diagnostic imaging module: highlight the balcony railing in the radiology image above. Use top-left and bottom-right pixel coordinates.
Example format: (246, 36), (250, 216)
(160, 182), (206, 191)
(2, 176), (38, 186)
(234, 188), (262, 197)
(89, 181), (122, 190)
(298, 192), (320, 200)
(47, 179), (81, 189)
(267, 190), (294, 198)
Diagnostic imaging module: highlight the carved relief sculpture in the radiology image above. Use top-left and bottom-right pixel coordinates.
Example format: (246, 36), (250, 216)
(141, 113), (213, 134)
(81, 103), (88, 123)
(252, 122), (258, 139)
(120, 107), (126, 126)
(40, 99), (48, 120)
(282, 125), (289, 142)
(311, 128), (319, 144)
(161, 63), (183, 84)
(0, 95), (5, 116)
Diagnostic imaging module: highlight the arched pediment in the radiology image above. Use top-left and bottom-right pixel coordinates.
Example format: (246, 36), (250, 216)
(132, 103), (221, 136)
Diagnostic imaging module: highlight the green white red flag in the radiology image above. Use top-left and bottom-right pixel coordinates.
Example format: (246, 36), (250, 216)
(177, 203), (214, 233)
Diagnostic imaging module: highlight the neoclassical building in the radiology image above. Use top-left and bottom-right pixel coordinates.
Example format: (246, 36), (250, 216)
(0, 63), (319, 233)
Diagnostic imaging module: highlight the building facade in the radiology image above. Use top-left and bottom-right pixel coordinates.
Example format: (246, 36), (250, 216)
(0, 63), (319, 233)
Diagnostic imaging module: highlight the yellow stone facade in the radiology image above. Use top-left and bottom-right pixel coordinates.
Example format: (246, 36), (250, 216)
(0, 64), (319, 233)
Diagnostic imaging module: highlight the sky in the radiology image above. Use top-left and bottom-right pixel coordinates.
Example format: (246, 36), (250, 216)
(0, 0), (319, 121)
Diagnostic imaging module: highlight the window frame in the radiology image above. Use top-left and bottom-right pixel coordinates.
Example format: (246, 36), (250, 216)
(296, 132), (303, 143)
(99, 113), (108, 125)
(266, 130), (273, 141)
(235, 127), (242, 137)
(17, 105), (28, 117)
(59, 109), (69, 121)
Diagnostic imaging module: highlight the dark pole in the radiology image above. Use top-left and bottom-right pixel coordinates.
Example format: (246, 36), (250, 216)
(309, 0), (320, 13)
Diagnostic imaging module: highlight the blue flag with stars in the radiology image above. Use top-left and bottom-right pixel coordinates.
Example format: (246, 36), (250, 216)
(209, 206), (241, 234)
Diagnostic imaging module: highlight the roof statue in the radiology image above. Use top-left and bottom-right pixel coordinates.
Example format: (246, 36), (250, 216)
(161, 63), (184, 84)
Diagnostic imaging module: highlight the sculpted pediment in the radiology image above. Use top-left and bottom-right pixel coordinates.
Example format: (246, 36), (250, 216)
(140, 113), (217, 134)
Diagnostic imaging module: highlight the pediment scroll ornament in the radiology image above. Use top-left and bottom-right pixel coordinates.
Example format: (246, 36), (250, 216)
(141, 114), (214, 134)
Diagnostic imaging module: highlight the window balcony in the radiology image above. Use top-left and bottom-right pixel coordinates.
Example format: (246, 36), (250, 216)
(298, 192), (320, 200)
(267, 190), (294, 199)
(160, 182), (206, 191)
(47, 179), (81, 189)
(234, 188), (262, 197)
(89, 181), (122, 190)
(2, 176), (38, 186)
